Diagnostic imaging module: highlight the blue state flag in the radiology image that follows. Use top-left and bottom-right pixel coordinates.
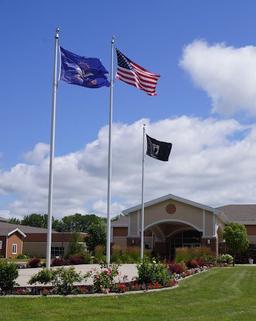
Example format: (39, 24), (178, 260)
(60, 47), (110, 88)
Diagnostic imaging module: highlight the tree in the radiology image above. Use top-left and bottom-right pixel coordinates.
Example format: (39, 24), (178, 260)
(21, 213), (48, 228)
(86, 221), (106, 253)
(223, 223), (249, 265)
(8, 211), (106, 253)
(8, 218), (21, 225)
(68, 232), (86, 256)
(53, 213), (106, 253)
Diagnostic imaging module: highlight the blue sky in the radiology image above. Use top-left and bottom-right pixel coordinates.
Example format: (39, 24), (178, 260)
(1, 0), (256, 218)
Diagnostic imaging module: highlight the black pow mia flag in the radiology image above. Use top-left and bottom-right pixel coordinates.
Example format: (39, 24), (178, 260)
(146, 135), (172, 161)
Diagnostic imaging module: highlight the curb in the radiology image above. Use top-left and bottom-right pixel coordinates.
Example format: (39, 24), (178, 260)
(1, 269), (210, 298)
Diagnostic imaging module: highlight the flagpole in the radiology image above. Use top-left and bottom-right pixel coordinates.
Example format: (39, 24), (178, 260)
(140, 124), (146, 260)
(106, 36), (115, 266)
(46, 27), (60, 269)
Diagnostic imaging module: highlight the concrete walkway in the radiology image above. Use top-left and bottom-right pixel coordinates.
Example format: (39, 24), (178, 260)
(17, 264), (138, 287)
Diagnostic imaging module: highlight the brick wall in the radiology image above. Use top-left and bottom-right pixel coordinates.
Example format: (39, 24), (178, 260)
(6, 232), (24, 258)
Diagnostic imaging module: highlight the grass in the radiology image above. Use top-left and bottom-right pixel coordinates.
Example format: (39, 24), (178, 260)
(1, 267), (256, 321)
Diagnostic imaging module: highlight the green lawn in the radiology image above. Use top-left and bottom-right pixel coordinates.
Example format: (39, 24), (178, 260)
(1, 267), (256, 321)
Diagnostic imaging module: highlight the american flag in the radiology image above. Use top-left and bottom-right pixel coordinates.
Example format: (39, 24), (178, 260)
(116, 49), (160, 96)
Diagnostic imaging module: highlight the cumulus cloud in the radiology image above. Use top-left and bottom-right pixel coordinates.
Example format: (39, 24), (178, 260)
(24, 143), (50, 164)
(1, 116), (256, 218)
(180, 40), (256, 115)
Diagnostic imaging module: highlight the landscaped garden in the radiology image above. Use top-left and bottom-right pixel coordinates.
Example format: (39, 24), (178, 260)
(1, 266), (256, 321)
(0, 247), (227, 296)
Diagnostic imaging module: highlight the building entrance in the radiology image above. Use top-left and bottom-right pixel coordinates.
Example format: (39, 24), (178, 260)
(169, 229), (202, 259)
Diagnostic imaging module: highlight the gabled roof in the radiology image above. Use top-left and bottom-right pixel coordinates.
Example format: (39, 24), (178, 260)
(0, 225), (26, 237)
(217, 204), (256, 224)
(7, 228), (26, 238)
(0, 221), (58, 235)
(122, 193), (215, 215)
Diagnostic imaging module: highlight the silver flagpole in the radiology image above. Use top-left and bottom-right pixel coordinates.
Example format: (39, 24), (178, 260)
(46, 27), (60, 269)
(140, 124), (146, 260)
(106, 36), (115, 266)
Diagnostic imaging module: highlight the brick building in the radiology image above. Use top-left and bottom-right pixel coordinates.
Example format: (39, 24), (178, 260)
(0, 217), (86, 258)
(111, 194), (256, 259)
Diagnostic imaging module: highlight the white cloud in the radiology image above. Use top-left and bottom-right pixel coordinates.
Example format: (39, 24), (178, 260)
(180, 40), (256, 115)
(1, 116), (256, 218)
(24, 143), (50, 164)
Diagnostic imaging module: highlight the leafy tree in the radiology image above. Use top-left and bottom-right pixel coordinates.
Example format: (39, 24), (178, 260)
(60, 213), (105, 233)
(9, 212), (106, 253)
(86, 221), (106, 253)
(68, 232), (86, 256)
(223, 223), (249, 265)
(8, 218), (21, 224)
(52, 218), (65, 231)
(53, 213), (106, 253)
(21, 213), (48, 228)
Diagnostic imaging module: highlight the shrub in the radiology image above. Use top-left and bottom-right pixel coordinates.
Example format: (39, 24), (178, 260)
(93, 264), (119, 293)
(68, 255), (85, 265)
(196, 258), (206, 267)
(29, 267), (85, 295)
(175, 247), (215, 264)
(186, 259), (199, 269)
(28, 258), (41, 268)
(168, 262), (186, 274)
(51, 267), (83, 295)
(137, 258), (170, 286)
(0, 261), (19, 294)
(29, 268), (54, 285)
(16, 254), (30, 260)
(80, 252), (93, 264)
(94, 245), (106, 263)
(51, 257), (67, 267)
(111, 245), (122, 263)
(217, 254), (233, 265)
(126, 247), (141, 262)
(68, 232), (86, 256)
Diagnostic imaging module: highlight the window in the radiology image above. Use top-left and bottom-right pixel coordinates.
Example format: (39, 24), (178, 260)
(12, 244), (17, 254)
(51, 247), (64, 258)
(0, 240), (2, 250)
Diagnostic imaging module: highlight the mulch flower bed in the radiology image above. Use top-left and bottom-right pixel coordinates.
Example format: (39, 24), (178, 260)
(8, 266), (210, 296)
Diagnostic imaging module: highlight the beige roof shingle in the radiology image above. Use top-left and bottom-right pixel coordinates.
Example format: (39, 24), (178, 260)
(217, 204), (256, 223)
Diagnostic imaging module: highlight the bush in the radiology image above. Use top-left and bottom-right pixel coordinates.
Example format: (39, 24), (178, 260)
(68, 255), (85, 265)
(186, 259), (199, 269)
(94, 245), (106, 263)
(175, 247), (215, 264)
(196, 258), (206, 267)
(111, 245), (122, 263)
(51, 267), (83, 295)
(0, 261), (19, 294)
(111, 246), (149, 264)
(29, 267), (85, 295)
(93, 264), (119, 293)
(51, 257), (67, 267)
(16, 254), (30, 260)
(125, 246), (142, 263)
(68, 232), (86, 256)
(168, 262), (186, 274)
(29, 268), (54, 285)
(217, 254), (233, 265)
(137, 258), (170, 286)
(28, 258), (41, 268)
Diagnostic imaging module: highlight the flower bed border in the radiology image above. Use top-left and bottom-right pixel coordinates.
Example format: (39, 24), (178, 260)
(1, 266), (210, 297)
